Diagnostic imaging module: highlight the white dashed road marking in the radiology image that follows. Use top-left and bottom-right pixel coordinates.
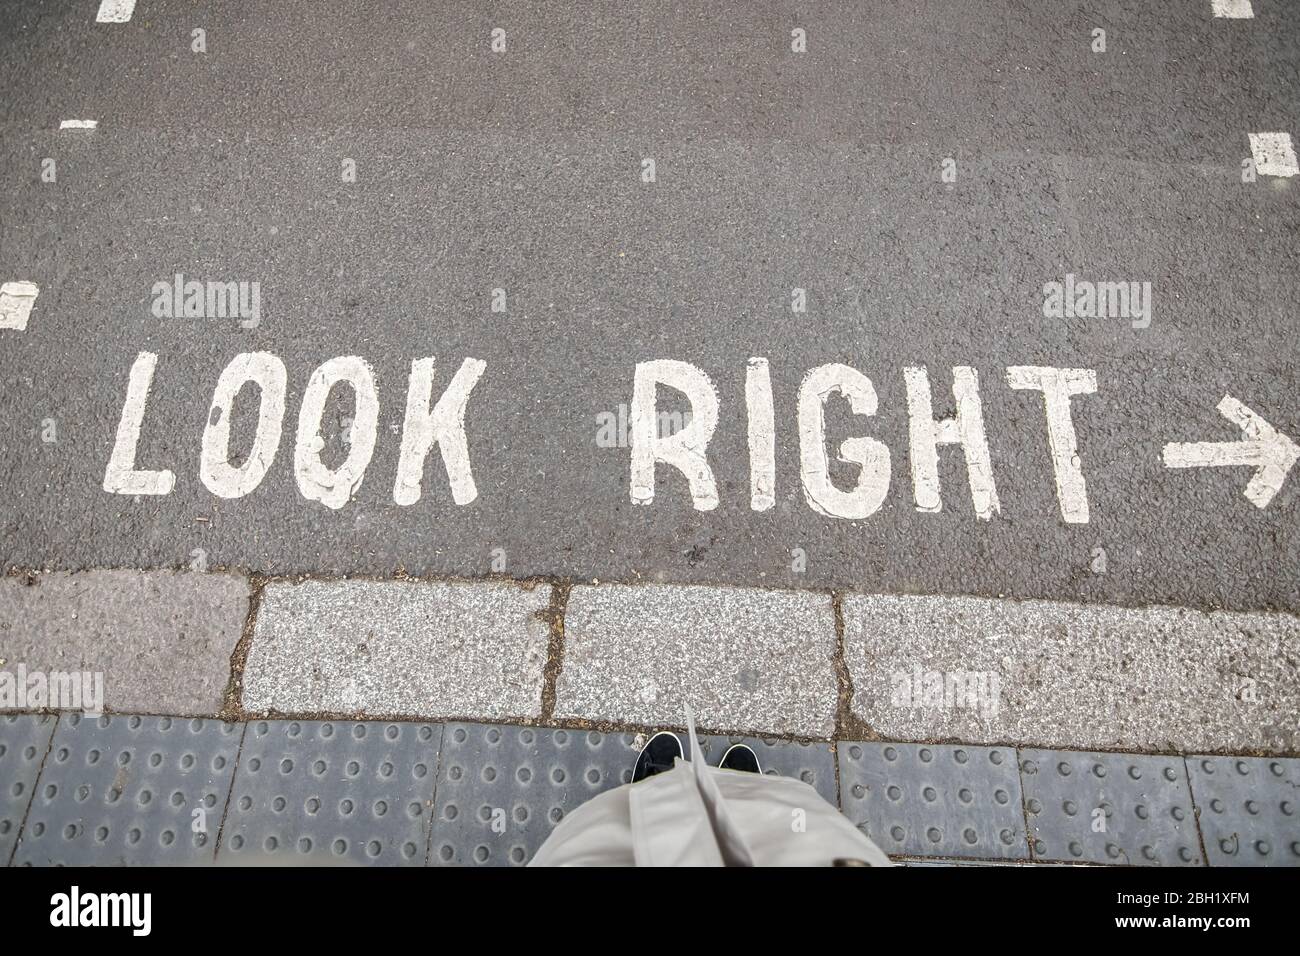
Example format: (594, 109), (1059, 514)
(1162, 395), (1300, 509)
(1211, 0), (1254, 17)
(0, 281), (40, 331)
(59, 119), (98, 130)
(1249, 132), (1300, 177)
(95, 0), (137, 23)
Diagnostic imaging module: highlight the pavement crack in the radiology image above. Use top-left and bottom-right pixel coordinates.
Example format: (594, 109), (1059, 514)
(212, 721), (249, 861)
(7, 712), (59, 867)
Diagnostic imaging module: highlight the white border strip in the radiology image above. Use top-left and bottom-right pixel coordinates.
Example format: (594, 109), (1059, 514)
(1211, 0), (1254, 17)
(0, 281), (40, 332)
(95, 0), (137, 23)
(1249, 132), (1300, 178)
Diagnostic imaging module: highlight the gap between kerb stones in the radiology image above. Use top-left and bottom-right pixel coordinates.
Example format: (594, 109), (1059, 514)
(222, 572), (267, 722)
(539, 580), (571, 722)
(831, 590), (879, 808)
(831, 591), (876, 743)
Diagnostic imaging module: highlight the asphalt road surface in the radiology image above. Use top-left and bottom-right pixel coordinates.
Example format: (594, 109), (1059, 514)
(2, 0), (1298, 611)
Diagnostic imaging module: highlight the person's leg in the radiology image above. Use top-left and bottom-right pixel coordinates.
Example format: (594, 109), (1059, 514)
(632, 730), (683, 782)
(718, 743), (761, 773)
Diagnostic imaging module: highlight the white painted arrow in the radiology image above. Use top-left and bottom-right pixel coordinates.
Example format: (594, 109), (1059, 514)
(1162, 395), (1299, 509)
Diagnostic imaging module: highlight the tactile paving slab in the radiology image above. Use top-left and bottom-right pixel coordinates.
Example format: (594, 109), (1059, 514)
(696, 734), (837, 805)
(13, 714), (241, 866)
(1020, 750), (1202, 866)
(219, 720), (441, 867)
(1, 714), (56, 865)
(431, 723), (640, 866)
(1188, 755), (1300, 867)
(429, 725), (842, 866)
(838, 742), (1026, 860)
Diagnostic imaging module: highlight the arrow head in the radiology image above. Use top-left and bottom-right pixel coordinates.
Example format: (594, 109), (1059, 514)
(1220, 396), (1300, 508)
(1161, 394), (1299, 509)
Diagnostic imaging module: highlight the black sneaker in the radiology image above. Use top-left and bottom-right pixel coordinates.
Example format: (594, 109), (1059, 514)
(633, 731), (683, 782)
(718, 742), (762, 774)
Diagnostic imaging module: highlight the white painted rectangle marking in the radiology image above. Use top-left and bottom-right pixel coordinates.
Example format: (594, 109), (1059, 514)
(95, 0), (137, 23)
(59, 119), (98, 130)
(1211, 0), (1253, 17)
(0, 281), (40, 331)
(1249, 132), (1299, 177)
